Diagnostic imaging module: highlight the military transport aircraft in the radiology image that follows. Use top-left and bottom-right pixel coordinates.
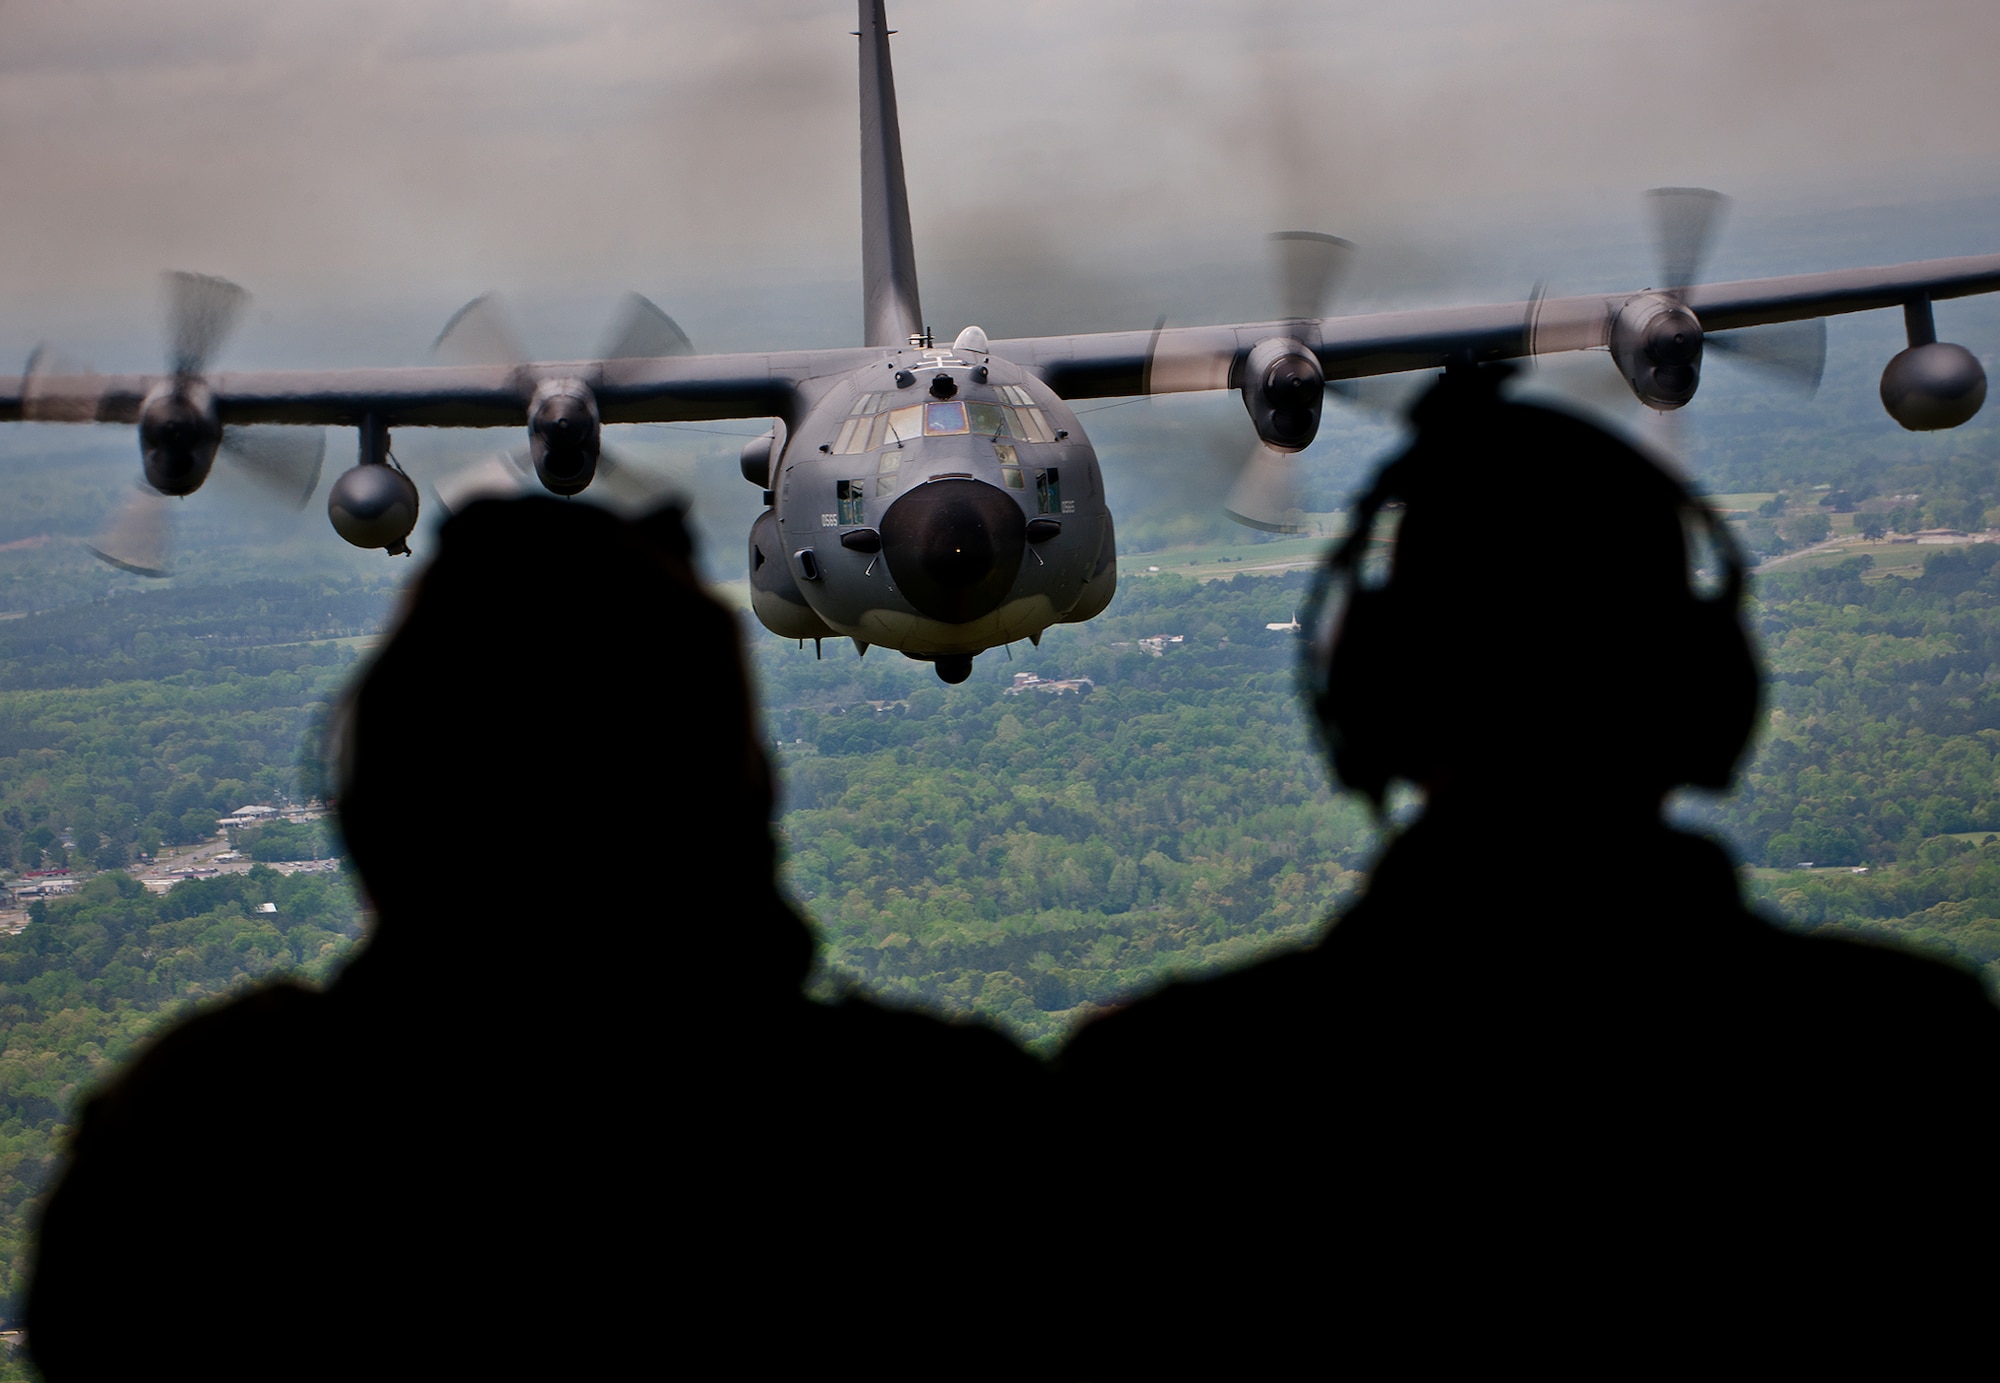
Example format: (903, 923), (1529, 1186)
(4, 1), (1999, 683)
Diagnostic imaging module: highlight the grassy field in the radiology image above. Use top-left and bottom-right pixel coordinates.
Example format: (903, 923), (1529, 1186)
(1706, 492), (1779, 514)
(1746, 863), (1880, 880)
(1774, 535), (1987, 578)
(1119, 530), (1339, 580)
(696, 532), (1343, 616)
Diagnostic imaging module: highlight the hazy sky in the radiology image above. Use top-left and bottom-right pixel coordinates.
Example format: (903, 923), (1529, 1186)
(1, 0), (1996, 361)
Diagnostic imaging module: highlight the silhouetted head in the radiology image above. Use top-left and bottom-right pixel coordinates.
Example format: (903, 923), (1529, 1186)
(330, 498), (807, 983)
(1304, 369), (1760, 811)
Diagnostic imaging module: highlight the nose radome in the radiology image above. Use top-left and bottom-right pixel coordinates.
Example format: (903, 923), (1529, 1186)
(880, 478), (1027, 624)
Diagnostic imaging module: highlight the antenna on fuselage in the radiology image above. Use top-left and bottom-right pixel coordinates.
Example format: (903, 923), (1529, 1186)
(857, 0), (923, 348)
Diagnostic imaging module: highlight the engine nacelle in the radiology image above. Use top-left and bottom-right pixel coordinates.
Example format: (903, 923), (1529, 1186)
(329, 463), (419, 555)
(1240, 336), (1324, 452)
(138, 381), (221, 496)
(1881, 342), (1987, 431)
(527, 378), (601, 496)
(740, 421), (788, 488)
(1609, 292), (1703, 410)
(747, 509), (835, 640)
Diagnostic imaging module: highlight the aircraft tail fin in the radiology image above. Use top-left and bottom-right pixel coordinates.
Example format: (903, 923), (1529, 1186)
(858, 0), (923, 349)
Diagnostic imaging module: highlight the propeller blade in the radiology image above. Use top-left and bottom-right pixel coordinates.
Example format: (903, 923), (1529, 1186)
(1142, 318), (1235, 395)
(21, 345), (105, 422)
(1646, 187), (1729, 295)
(1523, 279), (1610, 357)
(593, 446), (663, 508)
(1269, 231), (1354, 323)
(218, 426), (327, 511)
(166, 271), (248, 381)
(434, 451), (536, 517)
(1708, 317), (1826, 394)
(87, 483), (174, 578)
(1223, 442), (1308, 533)
(1327, 371), (1431, 418)
(600, 293), (695, 360)
(1520, 278), (1634, 418)
(433, 293), (529, 369)
(1520, 348), (1643, 417)
(1635, 406), (1692, 478)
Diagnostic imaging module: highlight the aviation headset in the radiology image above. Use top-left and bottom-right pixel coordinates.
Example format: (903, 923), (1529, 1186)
(1299, 368), (1760, 807)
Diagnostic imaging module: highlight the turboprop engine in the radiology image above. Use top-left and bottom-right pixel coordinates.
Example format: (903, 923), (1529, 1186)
(1609, 292), (1704, 410)
(1240, 336), (1325, 451)
(1881, 298), (1987, 431)
(137, 380), (222, 496)
(527, 378), (601, 495)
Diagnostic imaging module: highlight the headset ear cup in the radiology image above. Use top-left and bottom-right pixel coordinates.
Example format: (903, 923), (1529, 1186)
(1652, 505), (1760, 789)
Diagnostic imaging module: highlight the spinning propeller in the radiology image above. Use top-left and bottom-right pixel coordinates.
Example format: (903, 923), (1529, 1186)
(51, 272), (325, 577)
(1650, 187), (1828, 394)
(1531, 188), (1826, 429)
(429, 292), (692, 515)
(1146, 230), (1355, 533)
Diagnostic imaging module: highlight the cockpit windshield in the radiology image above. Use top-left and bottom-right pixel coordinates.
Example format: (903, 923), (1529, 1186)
(830, 384), (1057, 454)
(925, 401), (968, 434)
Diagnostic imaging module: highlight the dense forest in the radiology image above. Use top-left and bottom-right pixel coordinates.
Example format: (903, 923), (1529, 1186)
(0, 870), (363, 1352)
(758, 570), (1378, 1043)
(0, 579), (384, 875)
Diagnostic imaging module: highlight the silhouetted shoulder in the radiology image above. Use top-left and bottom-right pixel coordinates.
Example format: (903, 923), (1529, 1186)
(792, 995), (1045, 1117)
(28, 984), (343, 1379)
(1059, 947), (1324, 1091)
(1746, 924), (2000, 1087)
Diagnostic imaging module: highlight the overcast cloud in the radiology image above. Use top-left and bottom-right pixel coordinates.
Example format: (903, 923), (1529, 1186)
(0, 0), (1995, 360)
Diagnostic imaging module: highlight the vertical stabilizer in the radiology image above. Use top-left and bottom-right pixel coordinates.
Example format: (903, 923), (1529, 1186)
(858, 0), (923, 348)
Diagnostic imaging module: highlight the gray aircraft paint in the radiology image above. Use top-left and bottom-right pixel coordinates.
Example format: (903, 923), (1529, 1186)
(858, 0), (924, 352)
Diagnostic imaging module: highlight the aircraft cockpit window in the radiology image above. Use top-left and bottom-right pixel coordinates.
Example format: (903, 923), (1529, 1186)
(837, 398), (1063, 454)
(877, 452), (901, 497)
(999, 385), (1034, 406)
(833, 415), (868, 454)
(1036, 468), (1061, 515)
(995, 442), (1024, 488)
(967, 402), (1010, 436)
(1000, 405), (1048, 443)
(849, 392), (882, 416)
(837, 478), (866, 525)
(882, 405), (922, 449)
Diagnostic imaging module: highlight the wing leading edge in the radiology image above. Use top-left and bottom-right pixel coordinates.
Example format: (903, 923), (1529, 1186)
(4, 253), (1998, 427)
(1001, 251), (2000, 402)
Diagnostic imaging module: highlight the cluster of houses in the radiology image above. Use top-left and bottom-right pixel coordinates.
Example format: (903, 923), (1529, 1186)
(1005, 673), (1095, 696)
(214, 802), (329, 833)
(4, 801), (336, 921)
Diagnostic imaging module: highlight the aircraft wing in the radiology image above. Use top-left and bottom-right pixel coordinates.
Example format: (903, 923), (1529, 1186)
(996, 251), (2000, 401)
(5, 253), (1998, 427)
(0, 347), (884, 428)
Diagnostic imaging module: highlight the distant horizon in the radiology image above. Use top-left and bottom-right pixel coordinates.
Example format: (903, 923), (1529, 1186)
(7, 183), (2000, 372)
(3, 1), (1997, 600)
(2, 0), (1997, 360)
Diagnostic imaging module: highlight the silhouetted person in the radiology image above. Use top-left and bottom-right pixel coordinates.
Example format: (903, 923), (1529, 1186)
(1060, 369), (2000, 1372)
(28, 498), (1044, 1380)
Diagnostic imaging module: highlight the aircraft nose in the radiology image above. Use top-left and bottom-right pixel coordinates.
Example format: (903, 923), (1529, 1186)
(880, 477), (1027, 623)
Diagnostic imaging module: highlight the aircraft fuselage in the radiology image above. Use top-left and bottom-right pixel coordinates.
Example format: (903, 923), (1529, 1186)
(749, 341), (1115, 679)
